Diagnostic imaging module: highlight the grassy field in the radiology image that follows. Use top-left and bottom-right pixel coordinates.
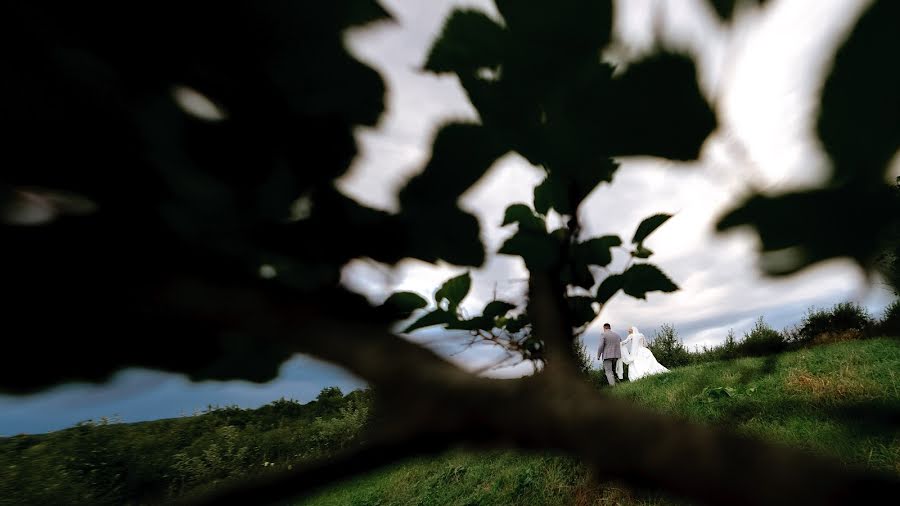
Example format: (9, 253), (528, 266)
(1, 338), (896, 505)
(0, 389), (371, 505)
(300, 337), (900, 506)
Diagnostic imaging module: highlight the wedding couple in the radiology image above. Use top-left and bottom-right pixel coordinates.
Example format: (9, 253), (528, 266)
(597, 323), (669, 386)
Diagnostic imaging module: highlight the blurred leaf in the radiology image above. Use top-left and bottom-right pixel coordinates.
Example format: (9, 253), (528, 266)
(498, 230), (560, 271)
(533, 175), (569, 215)
(574, 235), (622, 267)
(567, 295), (597, 328)
(632, 246), (654, 259)
(817, 0), (900, 182)
(381, 291), (427, 318)
(568, 158), (619, 208)
(707, 0), (771, 22)
(435, 272), (472, 309)
(596, 274), (624, 304)
(398, 122), (505, 266)
(563, 261), (595, 290)
(404, 208), (485, 266)
(605, 53), (715, 160)
(632, 213), (672, 245)
(447, 315), (493, 331)
(502, 203), (546, 232)
(0, 0), (400, 391)
(550, 227), (570, 244)
(495, 0), (612, 61)
(403, 309), (456, 333)
(425, 9), (506, 75)
(400, 122), (506, 209)
(622, 264), (679, 299)
(340, 0), (394, 27)
(717, 186), (898, 275)
(483, 300), (517, 319)
(504, 313), (530, 334)
(716, 2), (899, 279)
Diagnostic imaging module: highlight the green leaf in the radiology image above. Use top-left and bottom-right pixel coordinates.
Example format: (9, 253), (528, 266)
(483, 300), (516, 319)
(435, 272), (472, 309)
(574, 235), (622, 267)
(340, 0), (394, 27)
(550, 227), (569, 243)
(397, 122), (506, 266)
(701, 386), (737, 402)
(622, 264), (678, 299)
(498, 230), (560, 270)
(567, 296), (597, 328)
(502, 204), (546, 232)
(564, 261), (595, 290)
(403, 309), (456, 333)
(400, 123), (507, 209)
(447, 316), (493, 331)
(564, 158), (620, 211)
(503, 313), (530, 334)
(632, 213), (672, 245)
(403, 207), (485, 267)
(381, 291), (428, 317)
(632, 246), (654, 259)
(495, 0), (612, 59)
(533, 175), (570, 215)
(817, 0), (900, 182)
(605, 53), (716, 160)
(595, 274), (623, 304)
(425, 9), (507, 75)
(717, 186), (897, 275)
(533, 176), (552, 215)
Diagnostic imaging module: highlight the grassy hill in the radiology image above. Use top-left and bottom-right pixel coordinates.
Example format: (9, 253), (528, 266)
(1, 338), (897, 505)
(299, 337), (900, 506)
(0, 388), (372, 505)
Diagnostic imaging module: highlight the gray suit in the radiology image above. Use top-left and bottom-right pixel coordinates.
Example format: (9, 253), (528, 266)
(597, 330), (622, 386)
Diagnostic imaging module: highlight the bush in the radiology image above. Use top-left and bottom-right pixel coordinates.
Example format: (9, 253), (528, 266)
(0, 386), (378, 505)
(317, 386), (343, 401)
(648, 324), (692, 369)
(573, 337), (593, 377)
(829, 302), (873, 334)
(797, 307), (832, 345)
(690, 329), (740, 365)
(738, 317), (785, 357)
(302, 401), (369, 458)
(797, 302), (873, 345)
(721, 329), (740, 360)
(878, 299), (900, 336)
(171, 425), (251, 492)
(782, 323), (803, 348)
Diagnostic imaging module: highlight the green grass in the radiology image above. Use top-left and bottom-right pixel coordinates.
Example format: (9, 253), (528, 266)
(298, 451), (673, 506)
(0, 391), (371, 505)
(2, 339), (897, 505)
(299, 338), (900, 506)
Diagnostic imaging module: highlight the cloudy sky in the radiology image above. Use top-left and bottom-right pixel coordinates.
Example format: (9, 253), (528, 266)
(2, 0), (895, 435)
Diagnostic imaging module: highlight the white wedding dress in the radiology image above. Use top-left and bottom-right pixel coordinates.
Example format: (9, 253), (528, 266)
(616, 327), (669, 381)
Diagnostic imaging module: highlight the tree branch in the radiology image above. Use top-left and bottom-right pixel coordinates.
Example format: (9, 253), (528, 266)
(164, 277), (900, 506)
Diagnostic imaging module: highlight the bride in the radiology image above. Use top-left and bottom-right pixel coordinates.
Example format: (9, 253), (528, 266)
(617, 326), (669, 381)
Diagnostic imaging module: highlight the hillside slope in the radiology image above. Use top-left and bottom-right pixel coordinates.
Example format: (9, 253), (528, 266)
(300, 338), (900, 506)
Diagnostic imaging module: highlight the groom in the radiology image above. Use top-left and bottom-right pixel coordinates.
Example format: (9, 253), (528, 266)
(597, 323), (622, 386)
